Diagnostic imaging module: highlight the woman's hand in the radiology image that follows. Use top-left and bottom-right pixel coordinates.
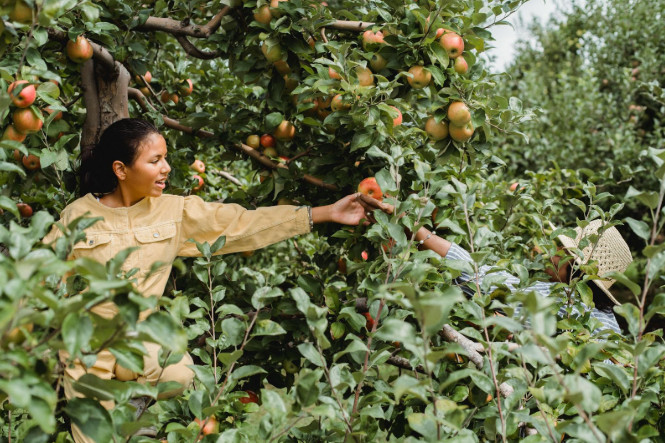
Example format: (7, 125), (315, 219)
(312, 193), (393, 225)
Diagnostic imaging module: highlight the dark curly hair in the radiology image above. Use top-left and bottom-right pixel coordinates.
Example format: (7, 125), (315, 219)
(78, 118), (160, 196)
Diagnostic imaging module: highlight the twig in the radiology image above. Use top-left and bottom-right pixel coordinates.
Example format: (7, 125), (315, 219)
(462, 201), (508, 442)
(320, 28), (328, 44)
(211, 169), (242, 186)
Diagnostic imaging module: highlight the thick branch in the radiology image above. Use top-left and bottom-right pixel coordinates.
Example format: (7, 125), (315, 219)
(328, 20), (374, 32)
(439, 324), (485, 369)
(175, 36), (224, 59)
(80, 60), (99, 152)
(133, 7), (230, 37)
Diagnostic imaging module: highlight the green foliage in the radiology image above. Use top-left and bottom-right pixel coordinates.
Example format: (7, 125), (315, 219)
(1, 0), (665, 441)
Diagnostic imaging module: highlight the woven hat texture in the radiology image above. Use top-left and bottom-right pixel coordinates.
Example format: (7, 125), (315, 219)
(555, 219), (632, 305)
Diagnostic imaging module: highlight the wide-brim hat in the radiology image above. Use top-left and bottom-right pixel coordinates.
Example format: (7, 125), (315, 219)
(550, 220), (632, 305)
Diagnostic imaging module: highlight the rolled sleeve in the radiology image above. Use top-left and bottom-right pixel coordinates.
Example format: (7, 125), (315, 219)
(176, 196), (311, 257)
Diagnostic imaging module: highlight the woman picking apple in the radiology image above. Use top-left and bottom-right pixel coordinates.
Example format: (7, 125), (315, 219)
(43, 118), (384, 443)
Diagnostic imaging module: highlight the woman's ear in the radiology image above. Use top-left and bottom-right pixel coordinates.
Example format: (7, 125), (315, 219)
(112, 160), (127, 181)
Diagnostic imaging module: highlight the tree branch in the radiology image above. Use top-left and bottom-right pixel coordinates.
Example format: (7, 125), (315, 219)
(211, 169), (242, 186)
(133, 7), (231, 37)
(328, 20), (374, 32)
(175, 35), (224, 59)
(128, 88), (339, 191)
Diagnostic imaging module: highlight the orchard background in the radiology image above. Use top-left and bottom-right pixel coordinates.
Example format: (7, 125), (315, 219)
(1, 0), (664, 441)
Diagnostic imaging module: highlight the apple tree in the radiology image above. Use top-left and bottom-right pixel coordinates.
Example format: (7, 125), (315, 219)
(2, 0), (665, 441)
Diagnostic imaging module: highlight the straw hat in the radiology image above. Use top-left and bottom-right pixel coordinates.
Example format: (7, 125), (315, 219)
(552, 219), (633, 305)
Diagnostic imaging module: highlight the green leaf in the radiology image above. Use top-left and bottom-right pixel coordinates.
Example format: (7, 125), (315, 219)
(64, 398), (113, 442)
(251, 319), (286, 337)
(624, 217), (650, 242)
(297, 342), (325, 367)
(593, 363), (630, 394)
(407, 413), (438, 441)
(62, 312), (93, 357)
(296, 369), (322, 407)
(230, 365), (266, 381)
(137, 312), (187, 354)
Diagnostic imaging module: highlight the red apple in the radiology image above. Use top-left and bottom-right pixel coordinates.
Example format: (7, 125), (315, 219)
(449, 121), (474, 142)
(363, 312), (376, 329)
(358, 177), (383, 201)
(447, 101), (471, 125)
(8, 81), (36, 108)
(454, 56), (468, 74)
(331, 94), (351, 112)
(389, 106), (402, 126)
(191, 175), (204, 191)
(66, 35), (93, 63)
(190, 159), (205, 173)
(355, 67), (374, 86)
(253, 5), (272, 24)
(22, 154), (40, 170)
(362, 30), (385, 48)
(193, 416), (219, 435)
(261, 41), (283, 63)
(273, 60), (291, 75)
(178, 78), (193, 96)
(17, 203), (33, 218)
(2, 125), (26, 142)
(425, 117), (448, 140)
(407, 66), (431, 89)
(13, 108), (43, 134)
(239, 390), (259, 404)
(440, 32), (464, 58)
(328, 67), (342, 80)
(44, 107), (63, 121)
(274, 120), (295, 141)
(260, 134), (276, 148)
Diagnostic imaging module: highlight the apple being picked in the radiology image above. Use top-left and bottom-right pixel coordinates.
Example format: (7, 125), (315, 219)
(357, 177), (383, 201)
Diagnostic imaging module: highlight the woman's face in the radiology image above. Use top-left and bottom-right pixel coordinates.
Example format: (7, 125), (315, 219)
(121, 132), (171, 201)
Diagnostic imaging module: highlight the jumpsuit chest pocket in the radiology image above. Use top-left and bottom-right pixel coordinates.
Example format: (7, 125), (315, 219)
(134, 223), (178, 274)
(72, 233), (113, 263)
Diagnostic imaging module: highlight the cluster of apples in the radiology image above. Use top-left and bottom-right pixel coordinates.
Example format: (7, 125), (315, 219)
(133, 70), (194, 105)
(424, 101), (474, 143)
(244, 119), (295, 163)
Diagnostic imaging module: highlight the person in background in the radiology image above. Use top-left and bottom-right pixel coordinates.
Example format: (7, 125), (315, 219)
(412, 219), (632, 334)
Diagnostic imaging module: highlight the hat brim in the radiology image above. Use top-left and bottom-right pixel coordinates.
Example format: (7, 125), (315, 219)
(549, 221), (621, 306)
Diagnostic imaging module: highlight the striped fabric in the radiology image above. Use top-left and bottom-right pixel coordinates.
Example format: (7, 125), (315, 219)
(446, 243), (621, 335)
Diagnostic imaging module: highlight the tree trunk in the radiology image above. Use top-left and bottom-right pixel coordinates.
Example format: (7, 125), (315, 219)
(80, 59), (131, 153)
